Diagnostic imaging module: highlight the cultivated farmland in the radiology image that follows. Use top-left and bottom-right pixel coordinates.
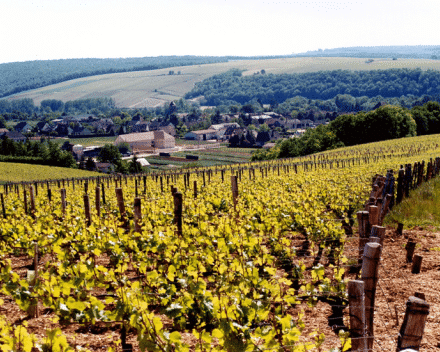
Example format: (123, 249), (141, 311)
(0, 162), (100, 183)
(0, 134), (439, 351)
(7, 57), (440, 108)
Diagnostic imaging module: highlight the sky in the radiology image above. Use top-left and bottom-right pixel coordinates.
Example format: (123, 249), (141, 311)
(0, 0), (439, 64)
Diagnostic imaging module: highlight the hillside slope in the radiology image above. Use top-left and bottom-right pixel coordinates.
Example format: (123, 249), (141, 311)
(0, 56), (229, 99)
(7, 57), (440, 109)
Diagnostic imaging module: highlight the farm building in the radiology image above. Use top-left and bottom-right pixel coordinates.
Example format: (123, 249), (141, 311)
(115, 131), (175, 151)
(184, 129), (217, 141)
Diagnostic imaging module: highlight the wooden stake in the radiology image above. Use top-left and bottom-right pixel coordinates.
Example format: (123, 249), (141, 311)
(370, 225), (386, 246)
(361, 242), (381, 351)
(406, 240), (416, 263)
(95, 187), (101, 218)
(24, 188), (28, 215)
(397, 296), (430, 351)
(368, 205), (379, 227)
(0, 193), (5, 217)
(101, 182), (106, 205)
(84, 194), (91, 227)
(397, 223), (404, 236)
(134, 197), (142, 233)
(193, 180), (197, 199)
(348, 280), (367, 351)
(357, 211), (369, 263)
(173, 192), (183, 237)
(115, 188), (128, 229)
(411, 255), (423, 274)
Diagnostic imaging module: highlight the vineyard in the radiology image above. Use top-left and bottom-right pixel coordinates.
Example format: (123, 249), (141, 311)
(0, 162), (100, 184)
(0, 134), (439, 351)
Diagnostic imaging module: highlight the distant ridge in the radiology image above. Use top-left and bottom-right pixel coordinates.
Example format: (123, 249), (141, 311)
(295, 45), (440, 59)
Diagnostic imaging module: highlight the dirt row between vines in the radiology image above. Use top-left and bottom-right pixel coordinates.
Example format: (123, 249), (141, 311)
(0, 225), (438, 351)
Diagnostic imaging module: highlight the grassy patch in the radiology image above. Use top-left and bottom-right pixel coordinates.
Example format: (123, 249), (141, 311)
(384, 176), (440, 230)
(66, 136), (117, 147)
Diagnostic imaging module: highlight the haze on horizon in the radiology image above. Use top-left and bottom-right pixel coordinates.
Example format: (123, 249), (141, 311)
(0, 0), (439, 65)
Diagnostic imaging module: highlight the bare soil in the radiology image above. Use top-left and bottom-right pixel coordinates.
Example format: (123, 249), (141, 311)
(0, 225), (438, 351)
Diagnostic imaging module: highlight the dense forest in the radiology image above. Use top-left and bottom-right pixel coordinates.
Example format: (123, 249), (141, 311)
(0, 55), (296, 99)
(185, 68), (440, 106)
(296, 45), (440, 59)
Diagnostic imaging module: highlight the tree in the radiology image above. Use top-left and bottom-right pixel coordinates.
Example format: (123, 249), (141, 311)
(85, 157), (96, 171)
(128, 156), (142, 174)
(258, 123), (270, 132)
(229, 134), (240, 147)
(245, 130), (256, 146)
(98, 144), (122, 164)
(0, 115), (6, 129)
(117, 142), (131, 156)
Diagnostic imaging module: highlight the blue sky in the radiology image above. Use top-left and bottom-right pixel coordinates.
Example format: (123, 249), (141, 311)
(0, 0), (438, 64)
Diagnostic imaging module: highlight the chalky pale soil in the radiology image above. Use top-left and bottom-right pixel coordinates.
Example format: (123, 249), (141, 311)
(0, 226), (438, 351)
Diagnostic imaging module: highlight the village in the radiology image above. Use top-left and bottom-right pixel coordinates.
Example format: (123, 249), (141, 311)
(0, 101), (328, 171)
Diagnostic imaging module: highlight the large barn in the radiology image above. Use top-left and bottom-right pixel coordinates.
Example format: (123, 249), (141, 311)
(114, 130), (175, 152)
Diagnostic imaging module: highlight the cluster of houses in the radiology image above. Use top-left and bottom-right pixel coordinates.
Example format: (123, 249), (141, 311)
(1, 108), (327, 155)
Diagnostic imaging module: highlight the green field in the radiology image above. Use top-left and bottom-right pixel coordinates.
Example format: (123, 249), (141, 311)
(144, 147), (256, 170)
(64, 136), (117, 147)
(7, 57), (440, 109)
(0, 162), (100, 183)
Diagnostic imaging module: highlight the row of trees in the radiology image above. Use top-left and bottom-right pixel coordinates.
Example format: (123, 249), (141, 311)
(0, 97), (116, 118)
(0, 137), (76, 167)
(252, 102), (440, 160)
(185, 68), (440, 106)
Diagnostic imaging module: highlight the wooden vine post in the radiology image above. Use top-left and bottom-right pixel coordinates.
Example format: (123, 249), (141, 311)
(396, 296), (430, 351)
(348, 280), (367, 351)
(361, 242), (381, 351)
(193, 180), (197, 199)
(370, 225), (386, 246)
(231, 175), (239, 211)
(411, 255), (423, 274)
(84, 194), (91, 227)
(24, 188), (28, 215)
(173, 192), (183, 237)
(357, 211), (369, 263)
(368, 205), (379, 227)
(406, 239), (417, 263)
(134, 197), (142, 233)
(0, 193), (5, 217)
(95, 187), (101, 218)
(101, 182), (106, 205)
